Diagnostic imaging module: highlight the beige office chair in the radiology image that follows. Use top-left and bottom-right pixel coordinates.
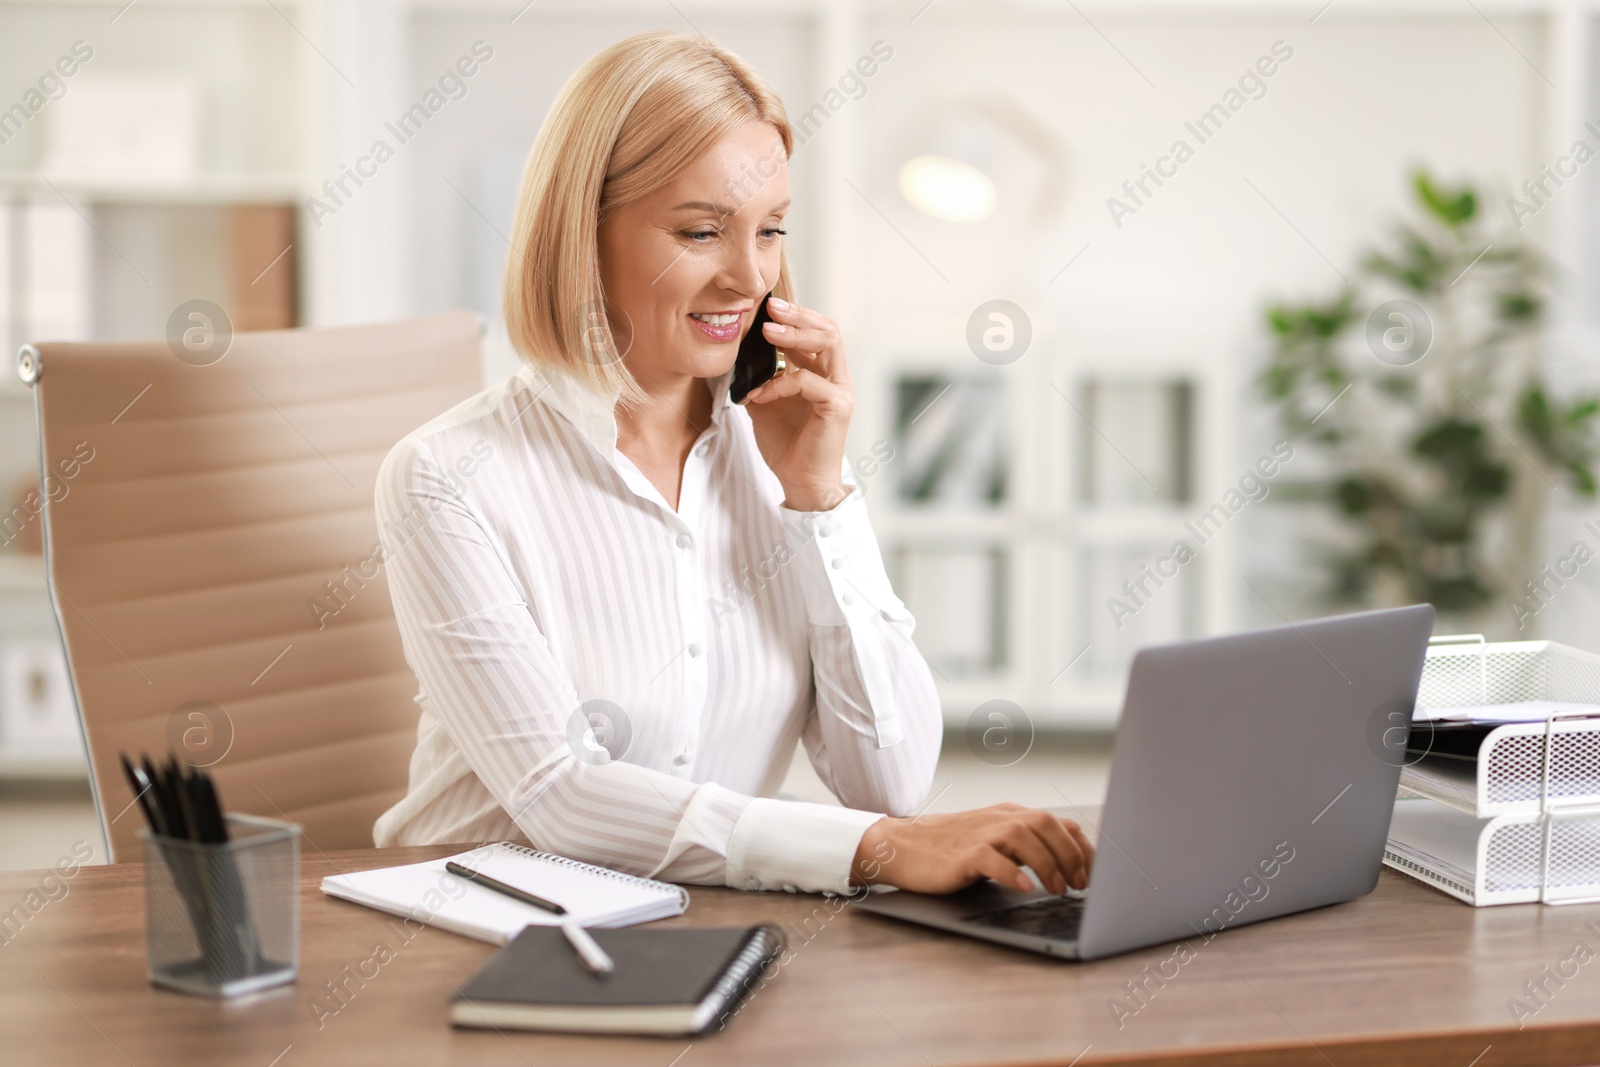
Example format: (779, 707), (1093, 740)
(17, 310), (483, 861)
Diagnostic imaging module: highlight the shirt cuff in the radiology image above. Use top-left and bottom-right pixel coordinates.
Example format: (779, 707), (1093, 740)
(778, 475), (905, 630)
(726, 797), (887, 894)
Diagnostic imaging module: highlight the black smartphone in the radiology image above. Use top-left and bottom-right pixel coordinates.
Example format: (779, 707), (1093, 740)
(729, 293), (781, 406)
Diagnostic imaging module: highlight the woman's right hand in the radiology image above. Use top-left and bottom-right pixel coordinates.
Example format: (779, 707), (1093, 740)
(850, 803), (1095, 896)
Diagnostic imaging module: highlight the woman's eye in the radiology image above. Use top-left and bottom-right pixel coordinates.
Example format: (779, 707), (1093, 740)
(682, 227), (787, 243)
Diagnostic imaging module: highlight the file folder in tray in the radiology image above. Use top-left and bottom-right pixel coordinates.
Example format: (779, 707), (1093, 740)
(1385, 635), (1600, 906)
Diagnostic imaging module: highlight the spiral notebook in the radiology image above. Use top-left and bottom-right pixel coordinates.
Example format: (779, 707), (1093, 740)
(321, 842), (690, 945)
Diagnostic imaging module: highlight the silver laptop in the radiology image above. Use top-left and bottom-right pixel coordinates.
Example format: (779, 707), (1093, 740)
(854, 604), (1435, 961)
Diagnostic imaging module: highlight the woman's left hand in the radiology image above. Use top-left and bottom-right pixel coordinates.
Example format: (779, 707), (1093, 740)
(743, 297), (854, 512)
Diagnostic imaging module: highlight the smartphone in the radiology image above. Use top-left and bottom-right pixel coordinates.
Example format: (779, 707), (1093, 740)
(729, 293), (782, 406)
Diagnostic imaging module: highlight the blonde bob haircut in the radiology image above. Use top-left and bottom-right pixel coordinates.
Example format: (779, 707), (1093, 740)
(502, 30), (798, 411)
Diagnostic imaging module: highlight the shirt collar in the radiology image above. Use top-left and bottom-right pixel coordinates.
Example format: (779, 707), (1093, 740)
(523, 360), (737, 458)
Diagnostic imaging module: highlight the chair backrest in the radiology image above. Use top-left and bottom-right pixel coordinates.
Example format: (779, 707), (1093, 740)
(19, 311), (483, 861)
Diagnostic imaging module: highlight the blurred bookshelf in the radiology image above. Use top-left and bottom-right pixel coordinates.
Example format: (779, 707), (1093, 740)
(868, 333), (1236, 728)
(0, 0), (308, 778)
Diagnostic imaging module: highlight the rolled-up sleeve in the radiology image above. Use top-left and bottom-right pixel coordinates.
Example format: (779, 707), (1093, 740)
(379, 436), (888, 894)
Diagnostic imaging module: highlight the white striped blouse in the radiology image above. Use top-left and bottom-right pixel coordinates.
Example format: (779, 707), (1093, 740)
(371, 357), (943, 894)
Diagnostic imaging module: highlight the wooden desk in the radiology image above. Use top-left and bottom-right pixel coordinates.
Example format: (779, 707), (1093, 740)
(8, 838), (1600, 1067)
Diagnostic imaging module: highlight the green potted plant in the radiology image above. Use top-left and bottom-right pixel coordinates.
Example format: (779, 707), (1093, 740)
(1259, 170), (1600, 635)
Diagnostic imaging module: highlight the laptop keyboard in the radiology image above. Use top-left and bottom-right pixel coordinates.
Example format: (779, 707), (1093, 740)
(965, 894), (1087, 942)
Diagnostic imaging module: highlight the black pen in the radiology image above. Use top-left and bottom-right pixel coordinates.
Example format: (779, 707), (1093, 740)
(445, 860), (614, 974)
(119, 755), (159, 833)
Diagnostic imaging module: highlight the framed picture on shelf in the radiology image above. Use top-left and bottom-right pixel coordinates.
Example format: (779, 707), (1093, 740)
(1074, 377), (1194, 507)
(892, 371), (1007, 508)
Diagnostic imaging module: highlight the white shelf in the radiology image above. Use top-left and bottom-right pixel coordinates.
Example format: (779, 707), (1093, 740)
(0, 172), (304, 203)
(0, 379), (35, 403)
(0, 554), (44, 594)
(0, 751), (86, 781)
(935, 678), (1126, 729)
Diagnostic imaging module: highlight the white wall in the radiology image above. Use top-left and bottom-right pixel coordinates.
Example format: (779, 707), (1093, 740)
(852, 12), (1548, 333)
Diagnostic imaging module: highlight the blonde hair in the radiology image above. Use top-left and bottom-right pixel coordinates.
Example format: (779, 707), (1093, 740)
(501, 30), (798, 410)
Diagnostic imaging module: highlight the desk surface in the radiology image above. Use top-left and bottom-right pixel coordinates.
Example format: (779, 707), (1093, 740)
(8, 833), (1600, 1067)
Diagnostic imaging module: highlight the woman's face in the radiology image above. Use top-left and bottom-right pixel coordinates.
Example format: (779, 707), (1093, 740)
(597, 120), (789, 388)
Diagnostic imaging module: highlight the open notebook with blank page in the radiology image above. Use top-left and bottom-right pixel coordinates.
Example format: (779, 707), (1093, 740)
(321, 842), (690, 945)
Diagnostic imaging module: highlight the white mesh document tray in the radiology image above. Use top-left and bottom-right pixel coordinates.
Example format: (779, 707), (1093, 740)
(1402, 635), (1600, 816)
(1416, 634), (1600, 711)
(1386, 796), (1600, 906)
(1385, 636), (1600, 905)
(1399, 719), (1600, 818)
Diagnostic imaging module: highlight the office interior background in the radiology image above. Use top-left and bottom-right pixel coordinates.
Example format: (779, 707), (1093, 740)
(1, 0), (1597, 871)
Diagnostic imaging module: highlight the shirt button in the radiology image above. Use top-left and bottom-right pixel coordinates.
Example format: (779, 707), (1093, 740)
(687, 642), (703, 657)
(842, 592), (855, 605)
(695, 441), (710, 457)
(818, 522), (837, 537)
(830, 557), (848, 570)
(673, 751), (692, 766)
(676, 533), (692, 549)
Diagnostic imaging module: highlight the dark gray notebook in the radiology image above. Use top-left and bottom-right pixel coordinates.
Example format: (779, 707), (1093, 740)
(449, 923), (785, 1035)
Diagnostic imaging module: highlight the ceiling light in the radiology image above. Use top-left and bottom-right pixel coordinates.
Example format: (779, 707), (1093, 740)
(898, 155), (998, 223)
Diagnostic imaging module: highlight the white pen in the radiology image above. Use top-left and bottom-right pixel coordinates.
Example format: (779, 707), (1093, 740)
(446, 860), (615, 974)
(559, 916), (615, 974)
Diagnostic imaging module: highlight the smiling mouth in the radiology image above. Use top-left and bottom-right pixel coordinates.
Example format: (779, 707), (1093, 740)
(688, 310), (746, 342)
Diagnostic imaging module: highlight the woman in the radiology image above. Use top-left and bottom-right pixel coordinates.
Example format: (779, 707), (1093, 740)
(373, 30), (1094, 898)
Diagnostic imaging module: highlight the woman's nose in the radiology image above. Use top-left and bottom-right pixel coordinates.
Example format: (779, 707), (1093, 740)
(720, 238), (770, 297)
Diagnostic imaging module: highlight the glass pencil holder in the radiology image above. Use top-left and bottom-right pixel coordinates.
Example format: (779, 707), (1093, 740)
(141, 814), (300, 998)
